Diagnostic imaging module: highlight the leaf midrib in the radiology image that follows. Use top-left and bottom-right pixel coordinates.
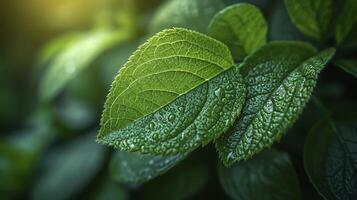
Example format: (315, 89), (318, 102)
(233, 54), (315, 153)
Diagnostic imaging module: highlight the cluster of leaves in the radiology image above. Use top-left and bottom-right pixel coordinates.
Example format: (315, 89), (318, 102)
(1, 0), (356, 199)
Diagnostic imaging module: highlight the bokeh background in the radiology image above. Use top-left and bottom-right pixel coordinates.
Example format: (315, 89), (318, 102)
(0, 0), (356, 199)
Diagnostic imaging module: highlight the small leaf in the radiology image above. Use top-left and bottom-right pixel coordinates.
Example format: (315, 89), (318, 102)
(98, 28), (246, 155)
(335, 0), (357, 45)
(149, 0), (224, 33)
(110, 151), (187, 183)
(32, 133), (106, 200)
(39, 29), (131, 101)
(218, 149), (301, 200)
(335, 59), (357, 78)
(304, 121), (357, 200)
(216, 42), (335, 166)
(285, 0), (333, 41)
(208, 3), (268, 59)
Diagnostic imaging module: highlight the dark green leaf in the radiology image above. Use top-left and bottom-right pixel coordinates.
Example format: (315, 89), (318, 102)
(110, 151), (187, 183)
(208, 3), (268, 59)
(218, 149), (301, 200)
(285, 0), (333, 41)
(149, 0), (224, 33)
(98, 28), (246, 155)
(304, 121), (357, 200)
(90, 179), (128, 200)
(216, 42), (335, 166)
(335, 0), (357, 44)
(335, 59), (357, 78)
(141, 161), (209, 200)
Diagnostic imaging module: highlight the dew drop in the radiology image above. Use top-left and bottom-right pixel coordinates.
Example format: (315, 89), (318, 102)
(149, 122), (156, 130)
(214, 88), (221, 97)
(227, 152), (235, 161)
(168, 114), (175, 122)
(148, 160), (154, 165)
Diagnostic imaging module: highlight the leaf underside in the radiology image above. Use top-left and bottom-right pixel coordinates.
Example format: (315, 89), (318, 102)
(110, 151), (187, 183)
(216, 41), (335, 166)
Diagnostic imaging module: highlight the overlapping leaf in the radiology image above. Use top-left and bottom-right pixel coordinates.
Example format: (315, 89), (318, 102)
(216, 42), (335, 166)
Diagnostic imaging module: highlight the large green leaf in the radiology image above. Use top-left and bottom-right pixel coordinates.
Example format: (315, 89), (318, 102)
(216, 42), (335, 166)
(304, 121), (357, 200)
(335, 0), (357, 45)
(39, 29), (131, 101)
(208, 3), (268, 60)
(32, 133), (106, 200)
(98, 28), (246, 155)
(218, 149), (301, 200)
(285, 0), (333, 41)
(149, 0), (224, 33)
(335, 59), (357, 78)
(110, 151), (187, 183)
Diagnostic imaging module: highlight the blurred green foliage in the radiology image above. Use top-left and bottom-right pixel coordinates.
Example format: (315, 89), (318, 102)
(0, 0), (356, 199)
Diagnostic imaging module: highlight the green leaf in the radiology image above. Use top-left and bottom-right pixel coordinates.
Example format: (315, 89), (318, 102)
(149, 0), (224, 33)
(110, 151), (187, 183)
(335, 59), (357, 78)
(39, 29), (131, 101)
(32, 133), (106, 200)
(285, 0), (333, 41)
(218, 149), (301, 200)
(98, 28), (245, 155)
(335, 0), (357, 45)
(304, 121), (357, 200)
(216, 42), (335, 166)
(141, 160), (209, 200)
(208, 3), (268, 60)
